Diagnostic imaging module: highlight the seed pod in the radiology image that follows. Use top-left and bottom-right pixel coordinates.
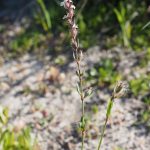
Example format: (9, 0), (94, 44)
(113, 81), (129, 98)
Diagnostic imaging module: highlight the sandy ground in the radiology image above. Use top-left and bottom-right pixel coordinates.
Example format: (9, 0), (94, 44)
(0, 46), (150, 150)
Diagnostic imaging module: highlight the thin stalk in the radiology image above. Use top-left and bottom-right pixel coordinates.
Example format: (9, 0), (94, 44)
(97, 96), (114, 150)
(76, 58), (85, 150)
(97, 118), (107, 150)
(82, 99), (84, 117)
(81, 130), (84, 150)
(60, 1), (87, 149)
(77, 60), (85, 150)
(81, 100), (85, 150)
(76, 0), (88, 21)
(76, 60), (83, 89)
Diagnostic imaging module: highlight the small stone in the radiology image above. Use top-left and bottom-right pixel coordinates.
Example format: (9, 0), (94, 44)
(35, 123), (42, 130)
(0, 82), (10, 91)
(33, 111), (43, 120)
(13, 120), (26, 132)
(41, 109), (49, 118)
(45, 66), (60, 82)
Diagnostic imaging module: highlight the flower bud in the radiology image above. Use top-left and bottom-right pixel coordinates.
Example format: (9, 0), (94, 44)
(113, 81), (129, 98)
(60, 0), (72, 9)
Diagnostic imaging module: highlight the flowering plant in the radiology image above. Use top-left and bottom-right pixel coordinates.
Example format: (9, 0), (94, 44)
(61, 1), (129, 149)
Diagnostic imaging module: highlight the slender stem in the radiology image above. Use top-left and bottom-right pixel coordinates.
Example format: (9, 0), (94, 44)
(81, 131), (84, 150)
(97, 118), (108, 150)
(76, 55), (85, 150)
(79, 61), (85, 150)
(81, 100), (84, 150)
(97, 97), (114, 150)
(82, 99), (84, 117)
(76, 60), (83, 91)
(76, 0), (88, 21)
(61, 1), (86, 149)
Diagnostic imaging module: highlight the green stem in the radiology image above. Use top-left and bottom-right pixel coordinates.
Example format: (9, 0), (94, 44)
(97, 118), (108, 150)
(82, 100), (84, 117)
(81, 100), (84, 150)
(97, 97), (114, 150)
(81, 130), (84, 150)
(76, 60), (85, 150)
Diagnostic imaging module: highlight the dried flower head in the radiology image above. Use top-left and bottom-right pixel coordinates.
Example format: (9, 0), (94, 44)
(113, 81), (129, 98)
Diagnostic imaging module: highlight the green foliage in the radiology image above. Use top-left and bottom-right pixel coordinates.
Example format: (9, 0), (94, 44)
(3, 0), (150, 57)
(141, 109), (150, 125)
(35, 0), (51, 32)
(78, 15), (86, 34)
(0, 24), (5, 32)
(0, 106), (8, 126)
(0, 128), (36, 150)
(79, 116), (86, 131)
(91, 105), (99, 114)
(130, 76), (150, 97)
(74, 0), (150, 49)
(0, 105), (36, 150)
(114, 3), (133, 48)
(139, 48), (150, 67)
(9, 28), (47, 56)
(87, 59), (121, 87)
(54, 56), (66, 66)
(78, 116), (89, 132)
(143, 97), (150, 105)
(140, 96), (150, 127)
(142, 21), (150, 30)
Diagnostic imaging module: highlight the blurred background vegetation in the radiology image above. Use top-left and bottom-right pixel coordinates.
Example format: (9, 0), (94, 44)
(0, 0), (150, 147)
(0, 0), (150, 55)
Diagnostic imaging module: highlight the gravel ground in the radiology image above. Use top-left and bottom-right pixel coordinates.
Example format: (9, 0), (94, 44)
(0, 46), (150, 150)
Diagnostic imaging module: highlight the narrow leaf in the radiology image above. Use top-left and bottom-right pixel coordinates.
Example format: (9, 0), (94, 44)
(142, 21), (150, 30)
